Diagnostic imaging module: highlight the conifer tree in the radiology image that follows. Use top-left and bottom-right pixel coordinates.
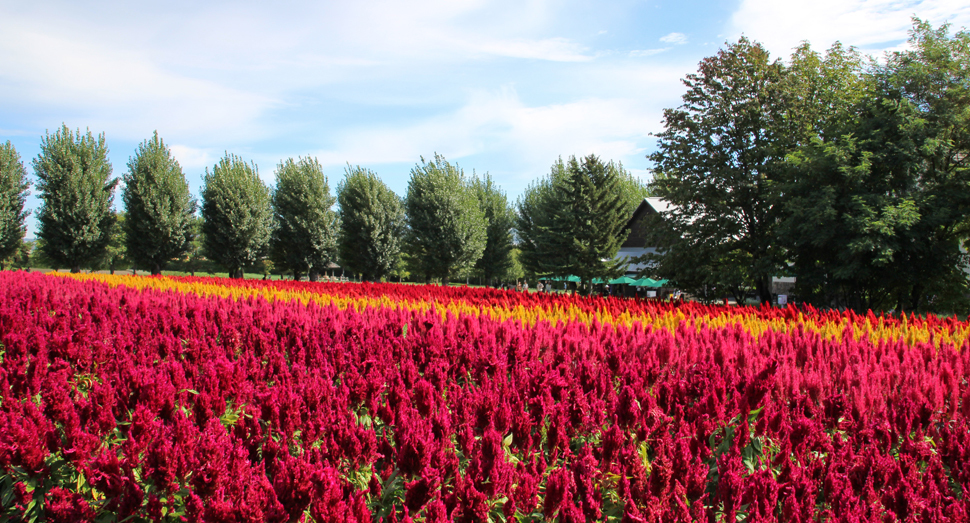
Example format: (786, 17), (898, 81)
(517, 156), (635, 291)
(554, 155), (632, 292)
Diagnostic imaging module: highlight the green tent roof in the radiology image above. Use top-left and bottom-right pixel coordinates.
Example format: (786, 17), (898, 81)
(546, 275), (581, 283)
(632, 278), (669, 288)
(609, 276), (638, 285)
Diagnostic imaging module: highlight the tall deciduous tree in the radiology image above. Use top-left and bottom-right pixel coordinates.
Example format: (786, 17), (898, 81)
(647, 38), (788, 304)
(200, 154), (272, 279)
(270, 157), (338, 281)
(33, 125), (118, 273)
(516, 158), (571, 279)
(336, 165), (405, 282)
(472, 173), (515, 287)
(782, 20), (970, 312)
(0, 141), (29, 265)
(122, 131), (196, 275)
(404, 154), (486, 284)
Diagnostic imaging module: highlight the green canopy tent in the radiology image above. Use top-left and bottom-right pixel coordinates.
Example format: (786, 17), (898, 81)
(633, 278), (668, 288)
(609, 276), (639, 285)
(547, 275), (581, 283)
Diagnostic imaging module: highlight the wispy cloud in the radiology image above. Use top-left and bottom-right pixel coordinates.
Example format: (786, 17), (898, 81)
(729, 0), (970, 58)
(629, 48), (670, 57)
(660, 32), (688, 45)
(311, 86), (659, 191)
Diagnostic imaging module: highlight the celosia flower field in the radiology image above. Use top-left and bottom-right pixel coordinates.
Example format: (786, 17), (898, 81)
(1, 272), (969, 522)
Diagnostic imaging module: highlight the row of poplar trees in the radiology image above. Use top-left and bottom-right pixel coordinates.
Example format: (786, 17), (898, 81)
(0, 127), (645, 288)
(0, 130), (528, 284)
(641, 19), (970, 313)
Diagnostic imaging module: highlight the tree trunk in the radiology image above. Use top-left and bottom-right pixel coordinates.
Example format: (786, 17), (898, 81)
(442, 275), (450, 286)
(309, 271), (319, 282)
(151, 262), (162, 276)
(756, 276), (771, 305)
(71, 265), (81, 274)
(908, 283), (924, 314)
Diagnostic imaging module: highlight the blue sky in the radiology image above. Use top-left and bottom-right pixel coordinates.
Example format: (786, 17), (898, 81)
(2, 0), (969, 237)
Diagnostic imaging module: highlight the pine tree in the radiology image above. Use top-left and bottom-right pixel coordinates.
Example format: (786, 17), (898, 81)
(517, 156), (635, 291)
(122, 131), (196, 275)
(33, 125), (118, 273)
(554, 155), (632, 292)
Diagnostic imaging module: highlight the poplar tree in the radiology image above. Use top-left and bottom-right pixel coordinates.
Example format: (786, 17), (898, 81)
(33, 125), (118, 273)
(336, 165), (405, 282)
(270, 157), (338, 281)
(472, 173), (515, 287)
(0, 141), (29, 265)
(404, 154), (486, 284)
(122, 131), (196, 275)
(200, 154), (272, 279)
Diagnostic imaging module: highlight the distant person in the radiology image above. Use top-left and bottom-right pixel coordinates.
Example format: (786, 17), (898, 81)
(537, 281), (544, 293)
(523, 281), (529, 292)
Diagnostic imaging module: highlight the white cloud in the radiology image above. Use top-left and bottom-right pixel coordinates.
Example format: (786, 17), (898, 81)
(729, 0), (970, 59)
(473, 37), (593, 62)
(630, 48), (670, 57)
(0, 14), (277, 143)
(169, 145), (218, 173)
(311, 86), (659, 186)
(660, 32), (688, 45)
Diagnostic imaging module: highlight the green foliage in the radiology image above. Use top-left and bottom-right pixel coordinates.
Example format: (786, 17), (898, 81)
(403, 154), (486, 284)
(122, 131), (196, 275)
(0, 141), (29, 264)
(95, 212), (132, 274)
(780, 20), (970, 312)
(200, 153), (272, 279)
(517, 156), (634, 293)
(646, 38), (790, 303)
(472, 173), (515, 286)
(270, 157), (339, 280)
(33, 125), (118, 273)
(516, 159), (567, 279)
(337, 165), (406, 281)
(556, 155), (634, 292)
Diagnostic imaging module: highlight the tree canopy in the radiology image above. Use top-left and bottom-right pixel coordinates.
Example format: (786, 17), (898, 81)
(270, 157), (338, 281)
(646, 37), (788, 304)
(0, 141), (29, 265)
(517, 155), (636, 292)
(472, 173), (515, 286)
(122, 131), (196, 275)
(337, 165), (405, 282)
(404, 154), (486, 284)
(200, 154), (272, 279)
(33, 125), (118, 273)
